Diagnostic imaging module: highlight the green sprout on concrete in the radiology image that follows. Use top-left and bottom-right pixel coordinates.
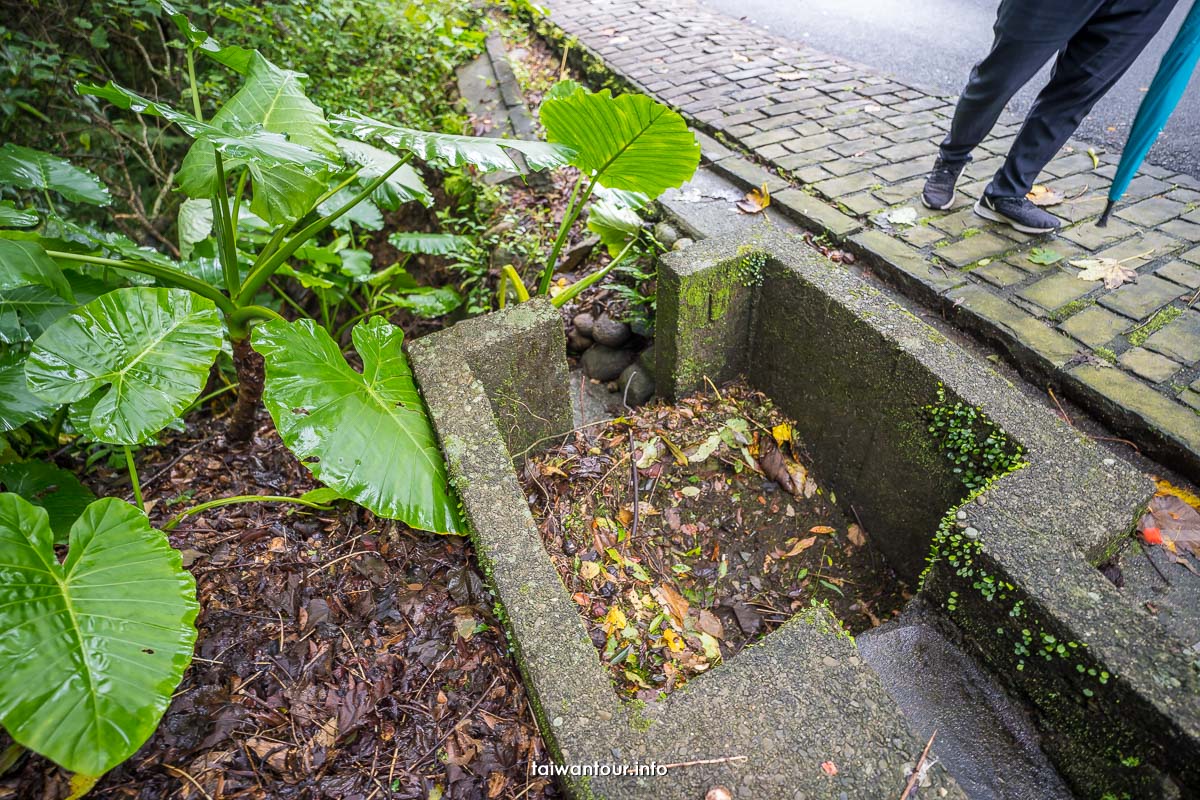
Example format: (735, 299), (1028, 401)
(924, 384), (1026, 492)
(734, 246), (767, 287)
(1127, 305), (1182, 346)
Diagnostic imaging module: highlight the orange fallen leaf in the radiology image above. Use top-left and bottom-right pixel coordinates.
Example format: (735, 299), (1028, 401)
(821, 761), (838, 776)
(737, 181), (770, 214)
(810, 525), (836, 535)
(1142, 527), (1163, 546)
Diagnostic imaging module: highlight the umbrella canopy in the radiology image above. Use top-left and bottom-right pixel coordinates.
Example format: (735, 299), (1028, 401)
(1099, 0), (1200, 226)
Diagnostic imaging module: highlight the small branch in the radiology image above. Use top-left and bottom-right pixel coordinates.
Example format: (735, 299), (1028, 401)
(899, 730), (937, 800)
(660, 755), (748, 770)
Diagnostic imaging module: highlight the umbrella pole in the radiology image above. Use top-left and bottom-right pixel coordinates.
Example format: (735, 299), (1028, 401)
(1097, 199), (1115, 227)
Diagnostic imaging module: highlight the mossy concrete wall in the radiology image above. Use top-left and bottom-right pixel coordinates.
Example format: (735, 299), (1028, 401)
(410, 299), (963, 799)
(657, 229), (1200, 798)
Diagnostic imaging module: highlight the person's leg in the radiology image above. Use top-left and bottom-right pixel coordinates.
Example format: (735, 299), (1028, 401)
(987, 0), (1181, 198)
(923, 1), (1070, 210)
(938, 34), (1060, 165)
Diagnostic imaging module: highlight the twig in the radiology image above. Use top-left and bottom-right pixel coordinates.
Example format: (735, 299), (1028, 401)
(629, 429), (640, 542)
(660, 754), (748, 770)
(412, 676), (501, 768)
(162, 764), (213, 800)
(1048, 387), (1072, 427)
(899, 730), (937, 800)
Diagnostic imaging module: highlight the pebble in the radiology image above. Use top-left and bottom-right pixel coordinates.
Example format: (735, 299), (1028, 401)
(572, 312), (594, 337)
(592, 312), (632, 347)
(581, 344), (635, 381)
(956, 510), (967, 520)
(964, 527), (980, 540)
(672, 237), (694, 250)
(617, 362), (655, 406)
(566, 330), (593, 353)
(653, 221), (680, 248)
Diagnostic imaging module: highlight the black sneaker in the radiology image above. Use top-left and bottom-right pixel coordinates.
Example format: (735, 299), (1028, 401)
(974, 194), (1061, 234)
(921, 157), (969, 211)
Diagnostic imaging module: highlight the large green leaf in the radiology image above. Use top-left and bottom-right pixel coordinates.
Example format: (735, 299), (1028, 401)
(0, 143), (111, 207)
(253, 317), (464, 534)
(0, 201), (38, 228)
(540, 84), (699, 198)
(337, 138), (432, 209)
(178, 54), (339, 223)
(0, 272), (109, 346)
(79, 81), (334, 175)
(0, 460), (96, 543)
(26, 288), (223, 445)
(157, 0), (254, 73)
(0, 494), (198, 776)
(0, 240), (72, 301)
(387, 232), (472, 255)
(332, 111), (574, 173)
(177, 198), (213, 258)
(0, 351), (55, 431)
(382, 286), (463, 319)
(588, 196), (643, 256)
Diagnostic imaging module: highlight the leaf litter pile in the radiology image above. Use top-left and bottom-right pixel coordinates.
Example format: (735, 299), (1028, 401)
(0, 414), (557, 800)
(521, 380), (910, 699)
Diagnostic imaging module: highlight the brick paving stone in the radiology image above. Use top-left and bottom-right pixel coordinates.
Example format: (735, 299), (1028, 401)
(813, 171), (879, 198)
(1143, 310), (1200, 365)
(1059, 306), (1130, 348)
(1095, 232), (1184, 266)
(1116, 196), (1189, 227)
(840, 191), (887, 216)
(1100, 276), (1185, 320)
(542, 0), (1200, 478)
(874, 159), (929, 183)
(974, 260), (1028, 289)
(1058, 218), (1139, 251)
(1119, 348), (1182, 384)
(898, 225), (947, 247)
(1157, 261), (1200, 290)
(1019, 270), (1095, 312)
(935, 232), (1014, 268)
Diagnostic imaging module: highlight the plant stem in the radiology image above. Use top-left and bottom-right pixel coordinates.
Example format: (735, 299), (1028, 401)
(164, 493), (336, 531)
(226, 304), (285, 339)
(539, 174), (590, 295)
(501, 264), (530, 302)
(212, 152), (239, 297)
(551, 236), (638, 308)
(186, 48), (203, 121)
(236, 156), (409, 306)
(125, 446), (144, 512)
(44, 251), (236, 315)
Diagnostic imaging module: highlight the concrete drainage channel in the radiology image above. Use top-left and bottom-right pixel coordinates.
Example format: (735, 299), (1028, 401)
(408, 225), (1200, 798)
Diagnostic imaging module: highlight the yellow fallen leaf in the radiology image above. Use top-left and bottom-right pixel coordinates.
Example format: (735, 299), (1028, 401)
(782, 535), (817, 558)
(579, 560), (601, 580)
(810, 525), (836, 535)
(771, 422), (793, 447)
(658, 431), (689, 466)
(603, 605), (627, 635)
(662, 628), (685, 653)
(1155, 478), (1200, 512)
(737, 181), (771, 214)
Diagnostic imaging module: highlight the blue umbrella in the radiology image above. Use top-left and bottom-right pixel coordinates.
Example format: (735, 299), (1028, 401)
(1099, 0), (1200, 227)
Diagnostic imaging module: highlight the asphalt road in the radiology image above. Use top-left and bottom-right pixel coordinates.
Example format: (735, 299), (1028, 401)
(697, 0), (1200, 177)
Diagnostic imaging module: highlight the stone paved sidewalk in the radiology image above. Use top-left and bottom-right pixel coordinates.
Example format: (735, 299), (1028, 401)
(536, 0), (1200, 479)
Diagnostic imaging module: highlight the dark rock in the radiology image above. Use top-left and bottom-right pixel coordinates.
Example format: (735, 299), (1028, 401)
(592, 313), (631, 347)
(629, 316), (654, 338)
(653, 221), (680, 248)
(617, 363), (655, 406)
(567, 330), (593, 353)
(638, 343), (656, 373)
(581, 344), (635, 381)
(558, 235), (600, 273)
(573, 312), (595, 337)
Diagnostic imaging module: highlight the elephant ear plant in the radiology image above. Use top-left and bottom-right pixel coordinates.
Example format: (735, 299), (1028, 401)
(503, 79), (700, 306)
(0, 3), (572, 791)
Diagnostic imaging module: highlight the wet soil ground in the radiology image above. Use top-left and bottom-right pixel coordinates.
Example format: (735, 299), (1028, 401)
(521, 380), (910, 700)
(0, 411), (558, 800)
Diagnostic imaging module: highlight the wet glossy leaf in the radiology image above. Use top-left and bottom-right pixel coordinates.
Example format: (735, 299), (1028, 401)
(0, 143), (110, 206)
(0, 351), (55, 431)
(540, 82), (699, 197)
(253, 316), (464, 534)
(0, 460), (96, 543)
(337, 138), (432, 209)
(0, 201), (38, 228)
(1028, 247), (1063, 266)
(387, 232), (472, 255)
(333, 111), (573, 173)
(0, 494), (198, 776)
(588, 195), (642, 256)
(26, 288), (224, 444)
(0, 240), (72, 301)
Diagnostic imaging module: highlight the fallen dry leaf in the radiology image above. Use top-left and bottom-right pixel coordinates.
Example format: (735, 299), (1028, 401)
(697, 608), (725, 639)
(653, 584), (690, 627)
(1072, 257), (1138, 289)
(737, 182), (771, 214)
(810, 525), (836, 535)
(847, 524), (866, 547)
(1140, 495), (1200, 556)
(821, 760), (838, 776)
(1026, 184), (1064, 207)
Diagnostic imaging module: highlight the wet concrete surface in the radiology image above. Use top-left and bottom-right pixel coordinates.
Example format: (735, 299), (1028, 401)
(858, 600), (1076, 800)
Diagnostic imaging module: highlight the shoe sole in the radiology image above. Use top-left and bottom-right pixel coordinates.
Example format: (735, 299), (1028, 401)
(921, 193), (955, 211)
(973, 199), (1058, 234)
